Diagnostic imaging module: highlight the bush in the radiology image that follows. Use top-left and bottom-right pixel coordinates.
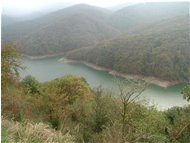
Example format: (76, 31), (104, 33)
(21, 75), (41, 95)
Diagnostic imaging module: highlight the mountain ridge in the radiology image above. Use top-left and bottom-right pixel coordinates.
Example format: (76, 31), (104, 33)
(2, 4), (120, 55)
(2, 2), (189, 57)
(66, 15), (190, 81)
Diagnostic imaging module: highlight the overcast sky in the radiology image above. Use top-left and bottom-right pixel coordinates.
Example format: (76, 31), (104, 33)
(2, 0), (185, 16)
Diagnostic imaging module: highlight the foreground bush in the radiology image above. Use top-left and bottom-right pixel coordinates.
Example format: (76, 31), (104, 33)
(2, 117), (76, 143)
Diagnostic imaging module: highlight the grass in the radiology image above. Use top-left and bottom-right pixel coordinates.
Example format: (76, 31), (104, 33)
(1, 117), (76, 143)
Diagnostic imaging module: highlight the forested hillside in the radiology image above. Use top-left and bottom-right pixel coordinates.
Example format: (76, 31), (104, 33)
(2, 44), (190, 143)
(2, 2), (188, 56)
(109, 2), (188, 33)
(2, 4), (120, 55)
(67, 15), (190, 81)
(1, 15), (21, 26)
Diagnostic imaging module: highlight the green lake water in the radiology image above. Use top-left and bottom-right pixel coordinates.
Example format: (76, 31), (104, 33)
(20, 56), (189, 110)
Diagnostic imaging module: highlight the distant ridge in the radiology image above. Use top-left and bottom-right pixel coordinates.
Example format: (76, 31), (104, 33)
(2, 2), (189, 56)
(2, 4), (120, 55)
(109, 2), (189, 33)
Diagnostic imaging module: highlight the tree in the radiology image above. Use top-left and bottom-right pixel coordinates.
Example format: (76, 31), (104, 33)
(181, 84), (190, 102)
(93, 87), (118, 133)
(94, 87), (109, 132)
(165, 106), (190, 143)
(2, 44), (24, 93)
(116, 79), (147, 143)
(21, 75), (41, 95)
(40, 76), (93, 130)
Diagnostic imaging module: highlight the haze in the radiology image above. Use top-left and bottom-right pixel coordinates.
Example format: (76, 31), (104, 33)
(2, 0), (184, 17)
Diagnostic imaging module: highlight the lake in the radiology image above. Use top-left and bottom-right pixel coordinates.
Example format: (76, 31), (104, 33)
(20, 56), (189, 110)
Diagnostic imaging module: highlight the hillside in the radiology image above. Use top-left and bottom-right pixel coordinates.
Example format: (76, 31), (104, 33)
(66, 15), (190, 82)
(2, 2), (189, 56)
(2, 4), (120, 56)
(109, 2), (189, 33)
(1, 15), (21, 26)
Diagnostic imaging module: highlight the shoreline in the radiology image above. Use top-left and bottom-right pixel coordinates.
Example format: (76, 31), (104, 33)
(22, 54), (182, 88)
(23, 53), (65, 60)
(62, 58), (181, 88)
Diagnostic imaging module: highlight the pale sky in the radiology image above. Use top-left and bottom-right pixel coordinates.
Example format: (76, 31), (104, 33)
(2, 0), (186, 16)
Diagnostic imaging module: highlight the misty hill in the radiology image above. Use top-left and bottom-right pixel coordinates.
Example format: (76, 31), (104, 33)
(66, 15), (190, 81)
(1, 15), (22, 26)
(109, 2), (189, 33)
(108, 2), (136, 12)
(2, 2), (189, 56)
(2, 4), (120, 56)
(2, 2), (75, 21)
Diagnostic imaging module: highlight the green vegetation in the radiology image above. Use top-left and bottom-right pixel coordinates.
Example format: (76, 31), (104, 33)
(2, 2), (189, 83)
(2, 4), (119, 56)
(21, 75), (41, 95)
(2, 117), (75, 143)
(2, 44), (190, 143)
(109, 2), (188, 33)
(2, 2), (188, 56)
(182, 84), (190, 102)
(67, 15), (190, 81)
(1, 44), (23, 92)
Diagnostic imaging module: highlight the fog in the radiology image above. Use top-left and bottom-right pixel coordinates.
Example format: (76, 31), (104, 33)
(2, 0), (183, 17)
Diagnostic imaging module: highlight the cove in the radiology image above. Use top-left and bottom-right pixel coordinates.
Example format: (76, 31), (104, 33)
(20, 56), (189, 110)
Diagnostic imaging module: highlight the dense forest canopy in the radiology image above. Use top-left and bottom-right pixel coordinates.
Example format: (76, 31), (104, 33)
(2, 4), (120, 55)
(67, 15), (190, 81)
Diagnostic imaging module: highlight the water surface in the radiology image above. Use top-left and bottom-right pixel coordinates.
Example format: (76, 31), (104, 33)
(20, 56), (189, 110)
